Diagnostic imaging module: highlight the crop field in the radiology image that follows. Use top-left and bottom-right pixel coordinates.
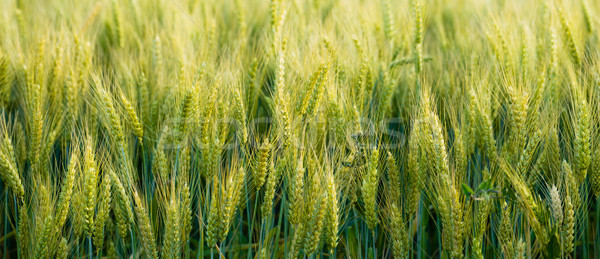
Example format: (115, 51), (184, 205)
(2, 0), (600, 258)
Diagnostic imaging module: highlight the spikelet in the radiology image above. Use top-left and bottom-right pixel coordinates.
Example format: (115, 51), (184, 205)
(0, 135), (24, 198)
(381, 0), (395, 44)
(549, 185), (563, 226)
(323, 37), (341, 80)
(354, 42), (370, 103)
(494, 22), (511, 67)
(591, 144), (600, 197)
(154, 130), (170, 182)
(107, 241), (117, 257)
(429, 110), (451, 181)
(55, 151), (78, 229)
(63, 69), (79, 133)
(204, 138), (222, 179)
(389, 203), (408, 259)
(274, 50), (285, 93)
(413, 0), (423, 46)
(112, 0), (124, 47)
(96, 84), (126, 150)
(111, 170), (133, 238)
(305, 62), (330, 118)
(232, 89), (248, 144)
(520, 32), (530, 81)
(436, 194), (452, 252)
(29, 83), (43, 173)
(558, 8), (582, 67)
(71, 185), (86, 238)
(235, 0), (248, 43)
(254, 138), (271, 191)
(527, 72), (546, 132)
(415, 44), (423, 75)
(542, 128), (561, 182)
(176, 90), (197, 143)
(549, 27), (559, 78)
(178, 142), (191, 182)
(362, 148), (379, 230)
(139, 73), (150, 122)
(515, 239), (526, 259)
(406, 122), (421, 216)
(40, 130), (58, 169)
(413, 0), (423, 74)
(450, 193), (464, 258)
(275, 87), (292, 149)
(518, 130), (541, 183)
(478, 106), (497, 165)
(205, 190), (221, 248)
(220, 183), (237, 242)
(288, 159), (304, 225)
(261, 155), (286, 218)
(49, 45), (64, 107)
(324, 171), (339, 253)
(297, 67), (321, 117)
(261, 152), (286, 218)
(507, 86), (528, 160)
(563, 189), (575, 254)
(473, 191), (491, 259)
(0, 50), (11, 108)
(35, 185), (51, 239)
(303, 193), (327, 255)
(436, 171), (463, 258)
(246, 58), (259, 108)
(221, 166), (246, 240)
(33, 215), (54, 258)
(18, 206), (30, 258)
(582, 0), (593, 33)
(83, 142), (99, 237)
(14, 121), (27, 168)
(234, 166), (248, 211)
(326, 96), (344, 143)
(94, 171), (112, 249)
(179, 183), (192, 246)
(133, 191), (159, 259)
(453, 129), (466, 183)
(34, 38), (45, 85)
(498, 202), (512, 254)
(574, 100), (590, 183)
(121, 94), (143, 142)
(162, 198), (181, 258)
(270, 0), (281, 33)
(386, 151), (400, 202)
(289, 222), (304, 258)
(57, 237), (69, 259)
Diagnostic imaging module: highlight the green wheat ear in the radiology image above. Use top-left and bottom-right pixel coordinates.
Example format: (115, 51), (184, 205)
(162, 198), (181, 258)
(133, 190), (158, 259)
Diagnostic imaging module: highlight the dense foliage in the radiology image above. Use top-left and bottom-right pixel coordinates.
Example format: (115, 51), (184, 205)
(1, 0), (600, 258)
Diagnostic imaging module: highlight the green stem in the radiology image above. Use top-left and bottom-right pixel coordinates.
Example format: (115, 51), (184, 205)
(4, 191), (8, 259)
(417, 199), (423, 259)
(130, 228), (135, 258)
(247, 192), (259, 259)
(525, 219), (531, 259)
(14, 197), (19, 259)
(88, 236), (92, 259)
(596, 198), (599, 258)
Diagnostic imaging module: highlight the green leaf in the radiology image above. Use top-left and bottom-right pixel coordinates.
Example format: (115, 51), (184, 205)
(461, 183), (474, 196)
(477, 178), (492, 191)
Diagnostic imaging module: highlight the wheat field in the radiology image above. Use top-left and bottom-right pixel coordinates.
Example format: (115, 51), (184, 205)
(1, 0), (600, 258)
